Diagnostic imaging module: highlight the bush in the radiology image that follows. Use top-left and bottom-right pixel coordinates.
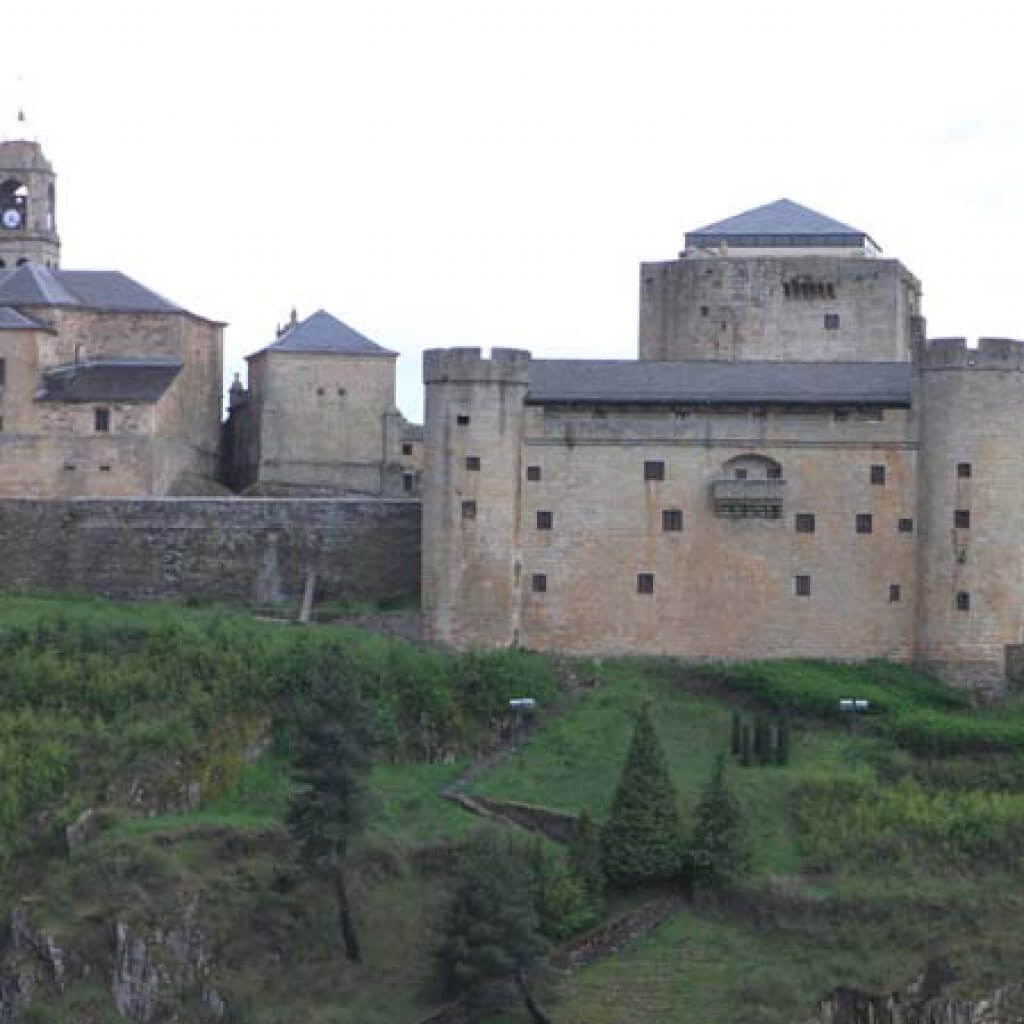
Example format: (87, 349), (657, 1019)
(601, 702), (684, 888)
(686, 755), (751, 887)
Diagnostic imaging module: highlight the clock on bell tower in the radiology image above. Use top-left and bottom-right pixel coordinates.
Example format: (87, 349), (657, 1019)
(0, 113), (60, 270)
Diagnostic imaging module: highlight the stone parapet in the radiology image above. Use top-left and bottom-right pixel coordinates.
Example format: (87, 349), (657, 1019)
(918, 336), (1024, 370)
(423, 347), (530, 386)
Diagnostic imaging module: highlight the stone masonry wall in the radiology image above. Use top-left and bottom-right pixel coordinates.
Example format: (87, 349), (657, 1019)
(0, 498), (420, 605)
(518, 402), (919, 660)
(638, 256), (920, 363)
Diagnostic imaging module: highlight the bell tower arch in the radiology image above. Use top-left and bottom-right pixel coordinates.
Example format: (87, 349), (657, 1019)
(0, 116), (60, 270)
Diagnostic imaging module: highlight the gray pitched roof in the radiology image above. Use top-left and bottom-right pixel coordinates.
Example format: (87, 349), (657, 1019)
(685, 199), (879, 252)
(402, 423), (424, 442)
(526, 360), (911, 406)
(253, 310), (396, 357)
(0, 305), (44, 330)
(35, 358), (183, 403)
(0, 263), (217, 319)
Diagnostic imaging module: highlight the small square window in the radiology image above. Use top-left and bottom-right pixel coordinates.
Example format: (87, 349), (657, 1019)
(403, 473), (413, 492)
(795, 513), (815, 534)
(957, 462), (972, 479)
(662, 508), (683, 531)
(700, 305), (709, 316)
(94, 407), (110, 432)
(956, 591), (970, 612)
(644, 460), (665, 481)
(337, 387), (346, 397)
(889, 584), (901, 603)
(402, 443), (413, 456)
(856, 513), (873, 534)
(899, 518), (914, 533)
(465, 456), (481, 471)
(531, 574), (547, 593)
(536, 510), (553, 530)
(954, 509), (970, 529)
(456, 414), (470, 426)
(99, 463), (111, 472)
(795, 575), (811, 597)
(0, 416), (4, 431)
(637, 573), (655, 594)
(0, 358), (5, 388)
(316, 386), (325, 396)
(870, 464), (886, 485)
(824, 313), (840, 330)
(526, 465), (541, 481)
(461, 500), (477, 520)
(734, 468), (748, 480)
(63, 462), (75, 471)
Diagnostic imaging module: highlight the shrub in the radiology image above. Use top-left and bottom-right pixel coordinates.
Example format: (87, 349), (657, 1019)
(600, 702), (684, 888)
(686, 754), (751, 887)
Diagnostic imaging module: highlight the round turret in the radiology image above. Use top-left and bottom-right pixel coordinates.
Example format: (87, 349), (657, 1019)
(915, 336), (1024, 686)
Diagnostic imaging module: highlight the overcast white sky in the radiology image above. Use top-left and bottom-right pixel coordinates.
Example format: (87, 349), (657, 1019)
(5, 0), (1023, 422)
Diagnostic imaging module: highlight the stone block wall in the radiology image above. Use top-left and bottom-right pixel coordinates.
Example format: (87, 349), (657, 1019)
(638, 256), (920, 363)
(0, 498), (421, 605)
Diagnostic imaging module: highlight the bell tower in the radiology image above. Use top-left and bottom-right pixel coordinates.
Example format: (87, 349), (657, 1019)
(0, 112), (60, 270)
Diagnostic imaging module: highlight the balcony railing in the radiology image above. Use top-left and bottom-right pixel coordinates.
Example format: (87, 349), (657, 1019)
(711, 479), (785, 519)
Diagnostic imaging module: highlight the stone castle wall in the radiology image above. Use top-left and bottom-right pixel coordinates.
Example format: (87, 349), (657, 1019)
(0, 498), (420, 605)
(638, 257), (920, 362)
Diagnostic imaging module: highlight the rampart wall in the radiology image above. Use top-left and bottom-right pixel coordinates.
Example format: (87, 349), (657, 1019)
(0, 498), (420, 605)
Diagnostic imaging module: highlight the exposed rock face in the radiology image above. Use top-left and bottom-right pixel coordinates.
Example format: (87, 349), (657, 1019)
(0, 905), (67, 1021)
(111, 898), (223, 1022)
(812, 981), (1024, 1024)
(0, 898), (224, 1023)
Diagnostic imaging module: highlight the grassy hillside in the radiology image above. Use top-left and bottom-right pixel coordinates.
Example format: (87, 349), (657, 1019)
(1, 594), (1024, 1023)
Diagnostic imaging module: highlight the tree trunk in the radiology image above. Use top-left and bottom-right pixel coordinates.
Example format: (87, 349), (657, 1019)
(332, 857), (361, 963)
(515, 968), (551, 1024)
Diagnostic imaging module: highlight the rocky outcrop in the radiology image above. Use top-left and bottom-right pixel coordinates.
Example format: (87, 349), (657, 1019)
(0, 898), (225, 1023)
(811, 980), (1024, 1024)
(111, 897), (224, 1022)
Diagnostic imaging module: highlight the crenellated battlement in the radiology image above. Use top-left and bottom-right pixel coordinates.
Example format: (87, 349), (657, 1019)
(918, 337), (1024, 371)
(423, 347), (531, 386)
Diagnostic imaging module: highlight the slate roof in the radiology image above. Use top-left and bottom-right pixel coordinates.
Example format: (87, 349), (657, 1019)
(0, 263), (216, 319)
(684, 199), (879, 252)
(252, 310), (396, 357)
(35, 358), (183, 403)
(526, 360), (911, 407)
(0, 305), (44, 330)
(402, 423), (424, 442)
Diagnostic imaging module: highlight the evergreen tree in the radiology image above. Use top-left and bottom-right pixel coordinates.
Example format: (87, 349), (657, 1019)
(730, 710), (741, 756)
(757, 718), (773, 766)
(753, 715), (765, 763)
(600, 702), (684, 888)
(438, 829), (551, 1024)
(740, 724), (752, 767)
(686, 754), (751, 888)
(528, 840), (599, 940)
(285, 676), (375, 963)
(776, 716), (791, 766)
(568, 806), (605, 902)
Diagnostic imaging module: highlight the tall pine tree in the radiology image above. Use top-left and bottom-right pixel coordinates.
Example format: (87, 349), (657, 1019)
(286, 676), (375, 963)
(600, 701), (684, 888)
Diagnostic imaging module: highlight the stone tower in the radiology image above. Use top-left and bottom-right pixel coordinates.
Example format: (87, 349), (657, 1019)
(422, 348), (530, 648)
(915, 337), (1024, 684)
(0, 129), (60, 270)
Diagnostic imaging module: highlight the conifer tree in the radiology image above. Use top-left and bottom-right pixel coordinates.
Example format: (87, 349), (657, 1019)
(600, 702), (684, 888)
(438, 829), (551, 1024)
(776, 716), (791, 766)
(740, 724), (752, 767)
(286, 676), (375, 963)
(569, 806), (605, 902)
(686, 754), (751, 888)
(730, 710), (741, 756)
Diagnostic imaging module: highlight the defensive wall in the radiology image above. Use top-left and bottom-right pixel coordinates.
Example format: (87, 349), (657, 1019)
(0, 497), (420, 605)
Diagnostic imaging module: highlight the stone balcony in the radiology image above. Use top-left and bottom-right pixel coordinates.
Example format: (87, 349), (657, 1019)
(711, 479), (786, 519)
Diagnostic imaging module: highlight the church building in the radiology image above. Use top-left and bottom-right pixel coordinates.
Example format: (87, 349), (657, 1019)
(422, 200), (1024, 687)
(0, 132), (224, 497)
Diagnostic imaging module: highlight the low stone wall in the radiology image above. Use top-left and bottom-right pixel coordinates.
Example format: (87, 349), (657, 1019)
(0, 498), (421, 605)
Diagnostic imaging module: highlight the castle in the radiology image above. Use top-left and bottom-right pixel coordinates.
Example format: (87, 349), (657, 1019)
(422, 200), (1024, 686)
(3, 127), (1022, 687)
